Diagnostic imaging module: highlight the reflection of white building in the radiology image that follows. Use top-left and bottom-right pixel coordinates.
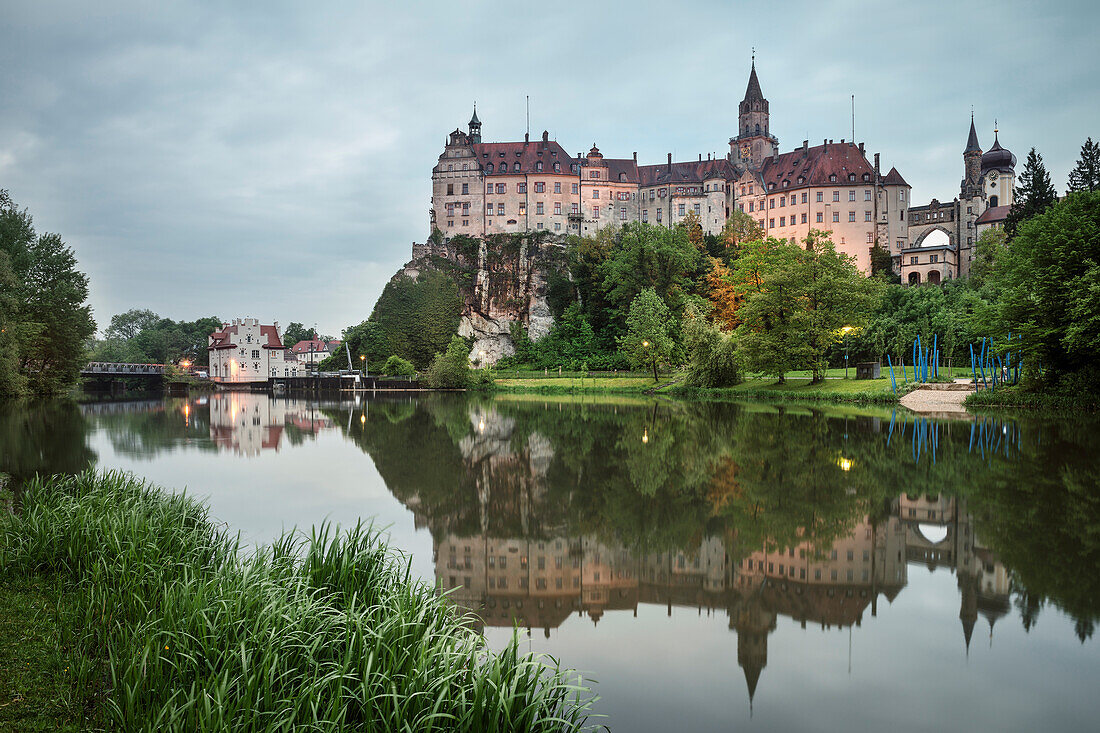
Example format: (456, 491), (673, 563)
(208, 318), (306, 383)
(208, 392), (333, 456)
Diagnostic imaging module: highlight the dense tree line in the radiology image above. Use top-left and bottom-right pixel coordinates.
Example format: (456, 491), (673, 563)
(0, 191), (96, 396)
(89, 310), (223, 368)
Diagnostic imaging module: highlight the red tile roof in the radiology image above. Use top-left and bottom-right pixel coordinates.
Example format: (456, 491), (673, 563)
(757, 141), (876, 191)
(883, 166), (909, 187)
(292, 338), (330, 354)
(975, 205), (1010, 224)
(471, 138), (574, 176)
(638, 158), (738, 187)
(208, 322), (284, 350)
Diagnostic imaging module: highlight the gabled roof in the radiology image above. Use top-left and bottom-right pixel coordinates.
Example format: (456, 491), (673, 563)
(883, 166), (909, 187)
(756, 141), (875, 191)
(975, 205), (1010, 224)
(208, 322), (283, 350)
(471, 139), (573, 175)
(292, 338), (330, 354)
(638, 158), (738, 187)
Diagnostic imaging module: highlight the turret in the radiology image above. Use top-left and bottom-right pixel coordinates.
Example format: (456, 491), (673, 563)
(468, 104), (481, 144)
(961, 114), (983, 199)
(730, 54), (777, 171)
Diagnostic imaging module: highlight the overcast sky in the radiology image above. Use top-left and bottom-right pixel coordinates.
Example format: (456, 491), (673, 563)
(2, 0), (1097, 337)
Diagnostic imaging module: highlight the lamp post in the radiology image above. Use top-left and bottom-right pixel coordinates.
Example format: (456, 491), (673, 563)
(642, 339), (656, 382)
(359, 354), (366, 378)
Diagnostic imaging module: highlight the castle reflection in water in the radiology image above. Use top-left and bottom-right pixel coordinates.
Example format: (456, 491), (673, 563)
(413, 406), (1012, 705)
(207, 392), (336, 456)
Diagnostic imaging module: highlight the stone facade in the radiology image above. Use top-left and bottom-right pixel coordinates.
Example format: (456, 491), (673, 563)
(901, 118), (1017, 285)
(431, 60), (909, 272)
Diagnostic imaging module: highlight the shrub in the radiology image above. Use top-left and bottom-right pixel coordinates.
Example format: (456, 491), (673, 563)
(425, 336), (471, 389)
(381, 355), (416, 377)
(682, 307), (741, 388)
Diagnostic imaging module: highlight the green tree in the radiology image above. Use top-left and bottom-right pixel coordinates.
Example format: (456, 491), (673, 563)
(1006, 147), (1059, 238)
(619, 288), (675, 382)
(869, 244), (899, 283)
(369, 270), (463, 368)
(732, 238), (805, 382)
(682, 304), (740, 388)
(0, 251), (27, 395)
(105, 309), (160, 341)
(381, 355), (417, 376)
(425, 335), (471, 389)
(968, 227), (1007, 289)
(0, 190), (96, 394)
(996, 190), (1100, 387)
(282, 322), (313, 346)
(1067, 137), (1100, 194)
(599, 222), (700, 325)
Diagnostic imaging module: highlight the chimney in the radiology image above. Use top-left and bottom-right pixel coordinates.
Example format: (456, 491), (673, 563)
(841, 138), (845, 144)
(803, 140), (808, 150)
(823, 138), (828, 151)
(707, 153), (711, 161)
(874, 153), (881, 176)
(542, 130), (549, 143)
(667, 152), (672, 167)
(698, 153), (702, 161)
(524, 132), (529, 144)
(633, 151), (637, 164)
(859, 142), (865, 156)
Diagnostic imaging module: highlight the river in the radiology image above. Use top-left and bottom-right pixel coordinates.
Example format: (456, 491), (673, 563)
(2, 392), (1098, 732)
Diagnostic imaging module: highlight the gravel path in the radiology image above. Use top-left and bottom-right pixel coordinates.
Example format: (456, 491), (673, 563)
(899, 387), (971, 414)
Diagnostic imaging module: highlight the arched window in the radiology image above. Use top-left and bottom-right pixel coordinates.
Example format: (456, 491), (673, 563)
(928, 270), (941, 285)
(908, 271), (921, 285)
(514, 162), (520, 172)
(989, 195), (999, 207)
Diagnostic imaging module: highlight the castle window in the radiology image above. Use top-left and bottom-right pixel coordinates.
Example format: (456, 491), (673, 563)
(447, 184), (454, 195)
(462, 203), (469, 214)
(619, 173), (626, 182)
(620, 207), (627, 220)
(769, 199), (775, 209)
(554, 182), (561, 193)
(513, 163), (520, 171)
(486, 204), (493, 215)
(694, 203), (700, 215)
(571, 203), (578, 214)
(554, 162), (560, 172)
(592, 189), (599, 199)
(518, 183), (526, 193)
(833, 191), (840, 202)
(486, 183), (492, 194)
(801, 213), (808, 224)
(536, 202), (544, 215)
(989, 195), (999, 207)
(779, 196), (786, 207)
(930, 254), (939, 263)
(802, 192), (808, 203)
(657, 208), (662, 222)
(865, 211), (872, 221)
(865, 189), (872, 201)
(769, 218), (775, 227)
(594, 206), (600, 218)
(497, 203), (505, 215)
(768, 183), (775, 190)
(849, 190), (856, 201)
(534, 182), (544, 193)
(866, 232), (873, 243)
(554, 202), (561, 215)
(678, 204), (685, 216)
(798, 176), (804, 184)
(848, 173), (855, 181)
(589, 171), (599, 179)
(496, 183), (505, 194)
(829, 174), (836, 182)
(780, 216), (786, 226)
(849, 211), (856, 222)
(462, 164), (468, 171)
(554, 222), (561, 230)
(748, 201), (754, 212)
(900, 190), (906, 201)
(499, 152), (505, 157)
(833, 212), (840, 222)
(518, 203), (525, 215)
(461, 183), (468, 195)
(642, 209), (648, 222)
(863, 173), (870, 181)
(817, 191), (823, 202)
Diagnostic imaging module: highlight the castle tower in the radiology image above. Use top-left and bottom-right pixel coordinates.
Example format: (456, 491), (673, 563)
(980, 124), (1016, 209)
(730, 55), (777, 171)
(961, 114), (983, 199)
(468, 104), (482, 144)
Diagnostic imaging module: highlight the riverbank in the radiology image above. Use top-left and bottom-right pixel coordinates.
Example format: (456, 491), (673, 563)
(965, 383), (1100, 412)
(0, 471), (593, 732)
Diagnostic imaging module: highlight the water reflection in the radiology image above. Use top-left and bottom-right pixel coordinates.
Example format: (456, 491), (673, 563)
(3, 393), (1098, 730)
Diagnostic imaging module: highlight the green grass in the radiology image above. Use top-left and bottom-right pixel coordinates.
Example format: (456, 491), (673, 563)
(493, 376), (655, 394)
(964, 383), (1100, 412)
(670, 377), (900, 404)
(0, 471), (596, 732)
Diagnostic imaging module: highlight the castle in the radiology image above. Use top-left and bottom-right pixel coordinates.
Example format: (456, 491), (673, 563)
(430, 60), (1017, 282)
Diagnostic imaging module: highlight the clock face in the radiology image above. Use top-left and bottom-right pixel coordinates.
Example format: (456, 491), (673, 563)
(988, 171), (998, 184)
(740, 143), (750, 159)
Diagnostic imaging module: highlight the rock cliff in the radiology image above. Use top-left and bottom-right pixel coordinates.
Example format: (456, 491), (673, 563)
(394, 233), (568, 364)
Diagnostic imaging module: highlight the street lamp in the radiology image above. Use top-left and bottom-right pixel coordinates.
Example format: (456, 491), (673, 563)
(359, 354), (366, 377)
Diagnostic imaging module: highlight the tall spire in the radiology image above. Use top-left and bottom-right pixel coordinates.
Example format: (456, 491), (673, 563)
(965, 112), (981, 154)
(469, 102), (480, 127)
(743, 54), (764, 104)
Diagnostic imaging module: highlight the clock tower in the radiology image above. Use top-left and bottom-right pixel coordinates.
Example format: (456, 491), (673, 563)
(730, 55), (778, 171)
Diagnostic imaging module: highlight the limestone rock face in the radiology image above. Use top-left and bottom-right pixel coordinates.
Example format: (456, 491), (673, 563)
(395, 234), (568, 364)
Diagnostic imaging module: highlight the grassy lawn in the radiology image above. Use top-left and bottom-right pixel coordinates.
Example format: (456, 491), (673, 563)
(668, 377), (900, 404)
(493, 376), (655, 393)
(0, 574), (99, 732)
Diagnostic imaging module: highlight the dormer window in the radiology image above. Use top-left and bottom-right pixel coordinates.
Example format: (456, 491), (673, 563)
(862, 173), (870, 181)
(486, 163), (493, 173)
(797, 176), (804, 184)
(554, 162), (561, 172)
(619, 173), (626, 182)
(536, 161), (543, 172)
(848, 173), (855, 181)
(783, 180), (789, 187)
(768, 183), (775, 190)
(499, 152), (505, 158)
(829, 174), (837, 182)
(514, 162), (520, 172)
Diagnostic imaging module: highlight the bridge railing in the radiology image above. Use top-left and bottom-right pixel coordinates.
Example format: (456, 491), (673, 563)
(83, 362), (166, 375)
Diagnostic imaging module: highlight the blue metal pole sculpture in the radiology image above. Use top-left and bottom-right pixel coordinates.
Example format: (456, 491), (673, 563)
(888, 355), (897, 395)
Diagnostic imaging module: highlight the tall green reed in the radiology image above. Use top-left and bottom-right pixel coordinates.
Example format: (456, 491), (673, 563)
(0, 471), (597, 732)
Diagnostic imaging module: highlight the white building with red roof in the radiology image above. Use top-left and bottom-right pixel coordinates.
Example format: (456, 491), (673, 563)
(207, 318), (305, 384)
(290, 338), (341, 366)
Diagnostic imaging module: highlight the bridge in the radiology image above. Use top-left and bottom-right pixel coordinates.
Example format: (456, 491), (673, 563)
(81, 362), (168, 393)
(82, 362), (166, 376)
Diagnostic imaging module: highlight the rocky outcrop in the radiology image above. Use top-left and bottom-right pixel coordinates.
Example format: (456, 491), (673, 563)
(396, 234), (568, 364)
